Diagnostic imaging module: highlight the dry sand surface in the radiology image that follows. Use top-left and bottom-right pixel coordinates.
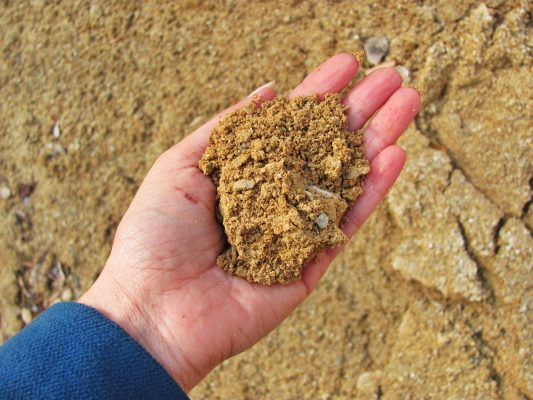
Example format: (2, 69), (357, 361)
(1, 1), (532, 398)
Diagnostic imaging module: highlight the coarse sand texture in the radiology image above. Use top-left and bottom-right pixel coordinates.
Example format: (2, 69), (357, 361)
(199, 94), (369, 284)
(3, 2), (532, 397)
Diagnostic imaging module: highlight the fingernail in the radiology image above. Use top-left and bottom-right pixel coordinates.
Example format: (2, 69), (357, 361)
(365, 60), (396, 75)
(248, 80), (276, 97)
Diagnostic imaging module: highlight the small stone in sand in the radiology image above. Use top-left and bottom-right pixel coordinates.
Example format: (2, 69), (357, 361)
(61, 288), (73, 301)
(0, 186), (11, 199)
(316, 213), (329, 229)
(395, 65), (410, 81)
(20, 308), (32, 325)
(233, 179), (255, 192)
(364, 36), (389, 65)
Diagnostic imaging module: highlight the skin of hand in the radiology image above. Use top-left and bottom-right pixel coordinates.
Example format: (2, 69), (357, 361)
(79, 53), (420, 392)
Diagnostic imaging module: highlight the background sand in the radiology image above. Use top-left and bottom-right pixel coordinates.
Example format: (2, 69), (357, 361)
(1, 1), (531, 398)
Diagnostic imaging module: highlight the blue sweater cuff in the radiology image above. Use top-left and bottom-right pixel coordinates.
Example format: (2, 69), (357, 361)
(0, 302), (188, 399)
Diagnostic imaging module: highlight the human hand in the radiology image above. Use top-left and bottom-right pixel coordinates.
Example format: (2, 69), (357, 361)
(79, 53), (420, 392)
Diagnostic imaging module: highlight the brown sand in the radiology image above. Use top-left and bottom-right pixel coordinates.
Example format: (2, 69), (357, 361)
(1, 1), (532, 399)
(199, 95), (368, 284)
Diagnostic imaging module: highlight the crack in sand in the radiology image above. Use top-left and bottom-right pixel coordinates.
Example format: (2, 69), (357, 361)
(456, 219), (494, 300)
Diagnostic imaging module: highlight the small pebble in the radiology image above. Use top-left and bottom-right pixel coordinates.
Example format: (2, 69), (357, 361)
(233, 179), (255, 192)
(343, 165), (370, 180)
(21, 308), (32, 325)
(61, 288), (73, 301)
(395, 65), (410, 81)
(364, 36), (389, 65)
(316, 213), (329, 229)
(343, 169), (357, 179)
(0, 186), (11, 199)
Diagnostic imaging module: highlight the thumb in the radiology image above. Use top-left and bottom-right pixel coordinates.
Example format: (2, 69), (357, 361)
(170, 85), (277, 169)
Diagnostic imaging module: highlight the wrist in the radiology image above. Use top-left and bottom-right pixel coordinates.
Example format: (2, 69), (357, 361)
(78, 266), (198, 392)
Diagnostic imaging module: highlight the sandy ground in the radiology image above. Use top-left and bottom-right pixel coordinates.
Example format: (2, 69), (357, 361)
(1, 1), (531, 398)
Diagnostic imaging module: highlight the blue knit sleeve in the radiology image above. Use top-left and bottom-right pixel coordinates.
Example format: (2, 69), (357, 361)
(0, 302), (188, 399)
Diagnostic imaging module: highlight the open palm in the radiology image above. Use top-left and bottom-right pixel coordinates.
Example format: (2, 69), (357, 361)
(80, 54), (420, 392)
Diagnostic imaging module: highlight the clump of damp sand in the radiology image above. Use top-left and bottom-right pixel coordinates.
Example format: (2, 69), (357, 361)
(199, 94), (369, 284)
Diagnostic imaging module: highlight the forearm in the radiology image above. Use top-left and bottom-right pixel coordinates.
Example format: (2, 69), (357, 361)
(0, 300), (187, 399)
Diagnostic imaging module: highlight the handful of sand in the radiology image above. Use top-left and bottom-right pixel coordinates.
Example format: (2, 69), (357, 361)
(199, 94), (369, 284)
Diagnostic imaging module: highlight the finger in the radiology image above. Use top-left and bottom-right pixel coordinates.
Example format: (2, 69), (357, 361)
(289, 53), (359, 98)
(342, 67), (403, 131)
(364, 87), (420, 161)
(171, 86), (277, 167)
(342, 145), (406, 237)
(301, 145), (406, 291)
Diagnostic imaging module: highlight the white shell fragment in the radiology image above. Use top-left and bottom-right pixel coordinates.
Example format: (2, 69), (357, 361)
(306, 185), (338, 199)
(395, 65), (410, 81)
(364, 36), (389, 65)
(316, 213), (329, 229)
(233, 179), (255, 192)
(52, 121), (61, 138)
